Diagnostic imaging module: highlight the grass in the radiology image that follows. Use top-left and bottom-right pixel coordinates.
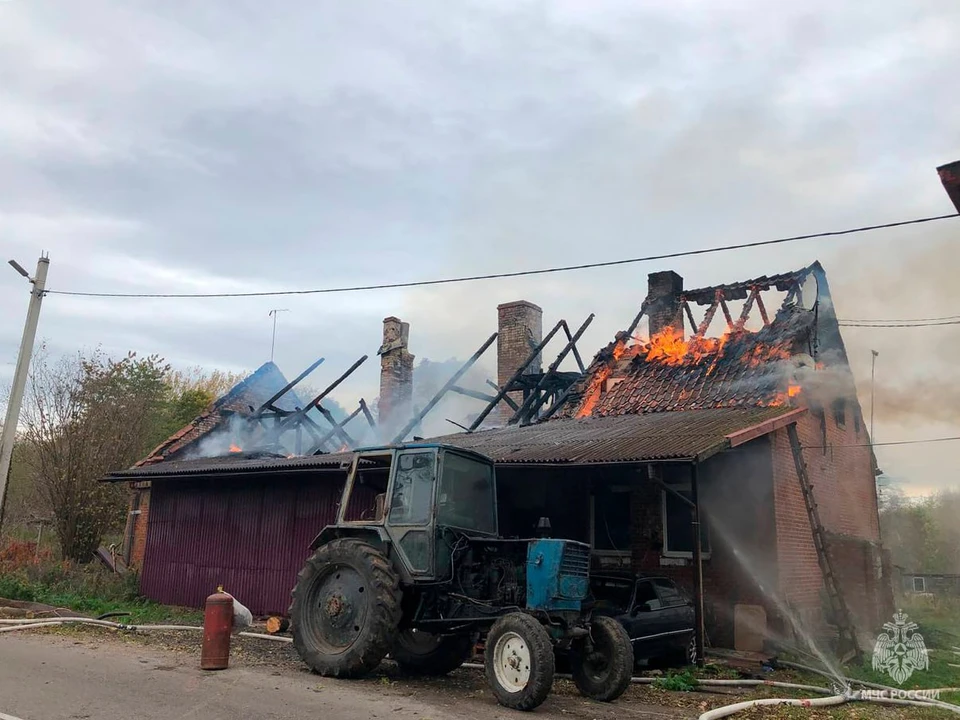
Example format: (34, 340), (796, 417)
(652, 668), (699, 691)
(0, 541), (203, 625)
(841, 595), (960, 706)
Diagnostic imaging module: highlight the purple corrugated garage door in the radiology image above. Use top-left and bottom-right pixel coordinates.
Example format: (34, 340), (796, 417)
(140, 477), (344, 615)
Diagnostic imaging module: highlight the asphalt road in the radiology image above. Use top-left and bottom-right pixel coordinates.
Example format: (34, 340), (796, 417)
(0, 631), (690, 720)
(0, 633), (487, 720)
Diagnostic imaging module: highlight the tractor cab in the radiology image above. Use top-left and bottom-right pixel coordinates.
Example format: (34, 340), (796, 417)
(320, 444), (498, 580)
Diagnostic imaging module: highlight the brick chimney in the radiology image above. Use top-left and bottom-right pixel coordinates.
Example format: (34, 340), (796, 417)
(497, 301), (543, 422)
(378, 317), (414, 430)
(647, 271), (684, 338)
(937, 160), (960, 212)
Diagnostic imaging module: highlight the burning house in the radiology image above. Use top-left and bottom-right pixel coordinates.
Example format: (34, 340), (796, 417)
(109, 260), (891, 653)
(435, 262), (892, 651)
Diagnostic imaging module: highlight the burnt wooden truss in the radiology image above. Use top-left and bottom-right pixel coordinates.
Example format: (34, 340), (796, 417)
(245, 355), (376, 455)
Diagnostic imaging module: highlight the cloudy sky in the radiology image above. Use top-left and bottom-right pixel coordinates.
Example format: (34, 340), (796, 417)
(1, 0), (958, 495)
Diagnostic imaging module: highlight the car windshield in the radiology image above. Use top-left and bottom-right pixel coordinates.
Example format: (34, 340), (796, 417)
(590, 577), (634, 612)
(436, 452), (496, 534)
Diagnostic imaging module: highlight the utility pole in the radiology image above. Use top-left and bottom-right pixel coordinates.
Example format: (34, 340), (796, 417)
(0, 255), (50, 528)
(268, 309), (289, 363)
(870, 350), (879, 443)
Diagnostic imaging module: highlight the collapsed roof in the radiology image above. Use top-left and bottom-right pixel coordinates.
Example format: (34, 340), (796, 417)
(554, 263), (840, 419)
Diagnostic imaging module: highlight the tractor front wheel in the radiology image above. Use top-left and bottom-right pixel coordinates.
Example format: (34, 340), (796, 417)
(484, 613), (555, 711)
(290, 538), (401, 678)
(392, 630), (475, 676)
(570, 616), (633, 702)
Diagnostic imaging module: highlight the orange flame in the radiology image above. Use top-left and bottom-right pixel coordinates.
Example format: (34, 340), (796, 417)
(575, 325), (800, 418)
(642, 327), (726, 366)
(229, 443), (242, 453)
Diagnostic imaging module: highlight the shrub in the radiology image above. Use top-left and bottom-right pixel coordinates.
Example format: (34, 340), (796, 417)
(653, 669), (698, 692)
(0, 540), (52, 571)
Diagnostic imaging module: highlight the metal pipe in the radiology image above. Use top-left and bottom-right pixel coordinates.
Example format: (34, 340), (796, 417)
(691, 461), (705, 668)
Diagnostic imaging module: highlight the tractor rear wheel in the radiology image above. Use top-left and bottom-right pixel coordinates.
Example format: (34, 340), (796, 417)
(484, 612), (555, 711)
(570, 616), (633, 702)
(392, 630), (475, 676)
(290, 538), (401, 678)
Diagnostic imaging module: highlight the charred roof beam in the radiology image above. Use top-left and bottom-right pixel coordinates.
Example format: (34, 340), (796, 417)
(734, 288), (759, 332)
(485, 380), (521, 412)
(308, 403), (365, 454)
(393, 333), (498, 443)
(253, 357), (325, 417)
(467, 322), (567, 431)
(512, 314), (595, 426)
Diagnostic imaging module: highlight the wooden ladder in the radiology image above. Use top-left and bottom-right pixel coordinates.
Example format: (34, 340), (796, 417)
(786, 423), (861, 659)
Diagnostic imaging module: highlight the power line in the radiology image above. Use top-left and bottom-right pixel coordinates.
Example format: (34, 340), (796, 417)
(838, 314), (960, 323)
(838, 320), (960, 328)
(44, 212), (959, 300)
(809, 436), (960, 448)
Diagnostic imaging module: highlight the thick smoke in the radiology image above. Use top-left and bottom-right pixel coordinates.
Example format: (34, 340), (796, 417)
(829, 231), (960, 426)
(409, 357), (496, 438)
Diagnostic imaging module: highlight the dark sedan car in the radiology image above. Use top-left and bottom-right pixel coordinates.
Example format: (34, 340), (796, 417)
(589, 573), (697, 667)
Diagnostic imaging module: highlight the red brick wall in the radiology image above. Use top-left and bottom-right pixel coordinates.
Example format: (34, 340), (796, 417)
(497, 301), (542, 422)
(770, 407), (885, 638)
(625, 443), (778, 647)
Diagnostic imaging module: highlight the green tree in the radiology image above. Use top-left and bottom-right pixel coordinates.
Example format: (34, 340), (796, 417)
(20, 348), (171, 561)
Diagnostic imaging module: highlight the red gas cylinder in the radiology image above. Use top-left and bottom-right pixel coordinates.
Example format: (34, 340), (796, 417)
(200, 590), (234, 670)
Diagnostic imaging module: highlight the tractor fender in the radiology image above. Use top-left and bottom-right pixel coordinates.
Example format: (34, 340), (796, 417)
(309, 525), (391, 551)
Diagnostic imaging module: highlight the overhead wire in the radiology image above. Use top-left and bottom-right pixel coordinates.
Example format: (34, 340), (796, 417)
(42, 212), (959, 300)
(838, 319), (960, 328)
(808, 436), (960, 448)
(837, 314), (960, 323)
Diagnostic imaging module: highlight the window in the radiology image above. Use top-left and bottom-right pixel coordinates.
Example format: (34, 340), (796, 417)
(833, 399), (846, 428)
(592, 486), (631, 553)
(913, 576), (926, 593)
(388, 451), (436, 525)
(590, 577), (634, 612)
(662, 484), (710, 557)
(437, 452), (496, 534)
(652, 578), (688, 607)
(633, 581), (662, 612)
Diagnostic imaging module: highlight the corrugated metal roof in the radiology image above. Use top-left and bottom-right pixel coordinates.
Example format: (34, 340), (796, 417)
(108, 450), (355, 481)
(108, 406), (796, 480)
(435, 406), (795, 464)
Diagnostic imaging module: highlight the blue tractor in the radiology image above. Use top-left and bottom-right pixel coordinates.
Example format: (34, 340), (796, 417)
(289, 443), (633, 711)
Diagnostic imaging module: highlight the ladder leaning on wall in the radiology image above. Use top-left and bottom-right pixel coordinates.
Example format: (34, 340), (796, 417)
(786, 423), (861, 661)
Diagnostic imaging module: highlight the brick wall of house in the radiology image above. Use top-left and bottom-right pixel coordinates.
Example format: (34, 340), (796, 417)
(770, 405), (886, 639)
(497, 301), (542, 422)
(626, 441), (778, 647)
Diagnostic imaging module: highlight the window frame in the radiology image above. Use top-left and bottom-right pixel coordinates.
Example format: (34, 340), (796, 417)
(661, 482), (711, 559)
(913, 576), (926, 593)
(590, 485), (632, 558)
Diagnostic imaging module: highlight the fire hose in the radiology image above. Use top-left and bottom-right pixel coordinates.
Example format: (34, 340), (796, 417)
(2, 619), (958, 716)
